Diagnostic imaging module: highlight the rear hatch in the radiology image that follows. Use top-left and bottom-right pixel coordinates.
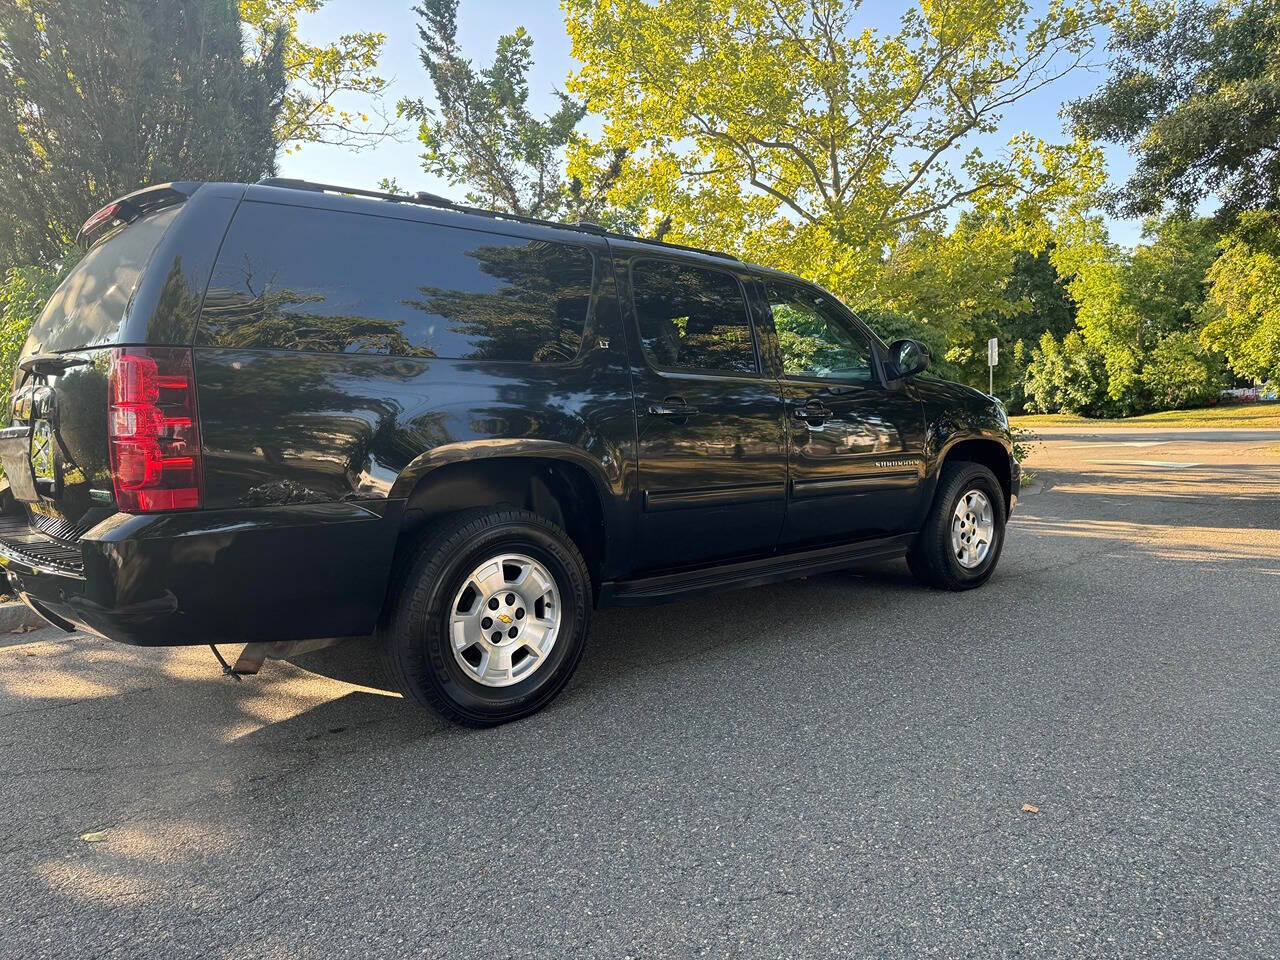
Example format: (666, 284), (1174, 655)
(0, 188), (194, 539)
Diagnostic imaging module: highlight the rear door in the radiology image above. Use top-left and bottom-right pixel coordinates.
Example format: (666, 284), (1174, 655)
(619, 254), (787, 571)
(762, 279), (927, 547)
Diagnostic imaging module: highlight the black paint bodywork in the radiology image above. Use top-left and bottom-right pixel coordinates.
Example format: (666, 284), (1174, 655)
(1, 182), (1017, 646)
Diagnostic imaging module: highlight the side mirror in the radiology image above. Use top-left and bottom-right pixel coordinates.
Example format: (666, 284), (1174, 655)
(888, 338), (930, 379)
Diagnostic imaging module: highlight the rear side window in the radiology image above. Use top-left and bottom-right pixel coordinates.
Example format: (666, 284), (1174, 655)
(630, 259), (757, 374)
(27, 204), (181, 353)
(199, 203), (595, 362)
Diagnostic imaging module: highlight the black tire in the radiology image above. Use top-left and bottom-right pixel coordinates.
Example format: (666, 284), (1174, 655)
(379, 508), (591, 727)
(907, 461), (1007, 590)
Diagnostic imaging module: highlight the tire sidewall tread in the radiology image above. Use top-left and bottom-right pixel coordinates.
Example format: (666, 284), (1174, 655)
(908, 462), (1007, 591)
(379, 509), (591, 727)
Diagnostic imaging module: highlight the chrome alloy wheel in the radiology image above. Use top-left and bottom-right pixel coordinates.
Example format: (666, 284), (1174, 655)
(951, 489), (995, 569)
(448, 553), (561, 688)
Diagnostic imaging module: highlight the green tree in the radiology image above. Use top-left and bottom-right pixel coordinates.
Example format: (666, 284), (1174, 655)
(1068, 0), (1280, 218)
(1143, 330), (1223, 408)
(943, 245), (1078, 404)
(0, 0), (286, 267)
(1064, 216), (1219, 413)
(1023, 329), (1111, 415)
(239, 0), (397, 153)
(399, 0), (628, 226)
(1200, 211), (1280, 383)
(564, 0), (1112, 326)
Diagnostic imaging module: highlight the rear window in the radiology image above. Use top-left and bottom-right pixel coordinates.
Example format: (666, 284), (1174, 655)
(27, 204), (181, 353)
(631, 259), (757, 374)
(199, 203), (596, 363)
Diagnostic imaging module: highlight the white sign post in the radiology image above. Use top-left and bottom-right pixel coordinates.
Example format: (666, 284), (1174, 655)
(987, 337), (998, 396)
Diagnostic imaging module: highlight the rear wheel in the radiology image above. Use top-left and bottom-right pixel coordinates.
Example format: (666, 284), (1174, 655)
(907, 461), (1007, 590)
(379, 509), (591, 726)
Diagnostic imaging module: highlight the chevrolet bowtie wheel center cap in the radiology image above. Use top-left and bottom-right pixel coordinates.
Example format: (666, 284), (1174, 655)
(950, 489), (994, 570)
(449, 553), (561, 687)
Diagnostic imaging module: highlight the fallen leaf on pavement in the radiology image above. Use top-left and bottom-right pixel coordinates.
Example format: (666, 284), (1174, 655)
(79, 831), (108, 842)
(1021, 803), (1040, 814)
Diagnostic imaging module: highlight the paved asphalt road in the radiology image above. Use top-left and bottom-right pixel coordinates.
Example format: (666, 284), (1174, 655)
(2, 429), (1277, 959)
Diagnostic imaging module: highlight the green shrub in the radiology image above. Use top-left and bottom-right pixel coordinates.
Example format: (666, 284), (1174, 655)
(1022, 330), (1114, 416)
(1143, 331), (1223, 409)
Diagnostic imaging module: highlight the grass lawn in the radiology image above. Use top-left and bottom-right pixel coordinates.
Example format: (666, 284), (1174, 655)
(1011, 403), (1280, 429)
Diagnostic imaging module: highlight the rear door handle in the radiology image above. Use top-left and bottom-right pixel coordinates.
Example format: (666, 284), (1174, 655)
(648, 403), (700, 417)
(647, 398), (699, 417)
(792, 402), (834, 422)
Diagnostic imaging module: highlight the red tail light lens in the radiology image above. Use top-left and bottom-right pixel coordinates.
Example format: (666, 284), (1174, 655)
(108, 347), (202, 512)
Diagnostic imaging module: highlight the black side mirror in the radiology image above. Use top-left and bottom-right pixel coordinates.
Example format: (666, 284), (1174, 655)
(888, 338), (930, 379)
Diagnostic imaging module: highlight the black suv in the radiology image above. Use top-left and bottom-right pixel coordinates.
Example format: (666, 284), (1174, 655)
(0, 180), (1018, 725)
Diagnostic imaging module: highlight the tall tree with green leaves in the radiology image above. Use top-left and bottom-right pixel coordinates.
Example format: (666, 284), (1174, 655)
(1029, 215), (1224, 414)
(0, 0), (286, 267)
(399, 0), (627, 225)
(1068, 0), (1280, 218)
(564, 0), (1112, 328)
(1199, 211), (1280, 384)
(239, 0), (397, 153)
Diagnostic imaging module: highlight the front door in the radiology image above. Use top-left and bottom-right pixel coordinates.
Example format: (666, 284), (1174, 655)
(623, 255), (787, 571)
(763, 279), (927, 548)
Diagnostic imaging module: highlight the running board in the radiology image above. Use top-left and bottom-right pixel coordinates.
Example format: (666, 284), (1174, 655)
(598, 533), (915, 606)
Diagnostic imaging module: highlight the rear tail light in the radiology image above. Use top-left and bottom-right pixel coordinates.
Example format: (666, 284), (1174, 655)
(108, 347), (203, 512)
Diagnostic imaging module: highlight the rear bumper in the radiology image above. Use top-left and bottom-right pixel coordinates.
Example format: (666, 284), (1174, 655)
(0, 502), (401, 646)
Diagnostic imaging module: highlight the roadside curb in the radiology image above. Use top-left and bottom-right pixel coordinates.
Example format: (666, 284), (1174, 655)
(0, 600), (47, 633)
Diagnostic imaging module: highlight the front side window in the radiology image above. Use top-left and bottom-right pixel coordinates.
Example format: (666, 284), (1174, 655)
(631, 259), (757, 374)
(200, 202), (595, 362)
(767, 282), (874, 381)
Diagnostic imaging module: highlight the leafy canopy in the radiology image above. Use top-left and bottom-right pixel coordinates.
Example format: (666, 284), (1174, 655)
(240, 0), (397, 153)
(564, 0), (1111, 325)
(1200, 212), (1280, 383)
(1068, 0), (1280, 218)
(1027, 215), (1225, 415)
(0, 0), (286, 266)
(399, 0), (627, 224)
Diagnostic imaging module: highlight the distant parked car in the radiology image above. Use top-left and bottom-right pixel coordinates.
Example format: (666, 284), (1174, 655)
(0, 179), (1018, 725)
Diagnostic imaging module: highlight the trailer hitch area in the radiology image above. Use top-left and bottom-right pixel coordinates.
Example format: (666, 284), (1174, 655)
(210, 638), (346, 680)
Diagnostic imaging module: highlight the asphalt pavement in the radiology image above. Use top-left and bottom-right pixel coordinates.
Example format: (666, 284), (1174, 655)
(1, 428), (1277, 959)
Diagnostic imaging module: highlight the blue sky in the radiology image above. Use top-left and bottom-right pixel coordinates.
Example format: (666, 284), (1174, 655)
(280, 1), (1143, 246)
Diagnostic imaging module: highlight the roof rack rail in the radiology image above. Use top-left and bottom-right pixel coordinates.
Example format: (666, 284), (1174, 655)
(257, 177), (456, 208)
(618, 233), (739, 261)
(254, 177), (741, 262)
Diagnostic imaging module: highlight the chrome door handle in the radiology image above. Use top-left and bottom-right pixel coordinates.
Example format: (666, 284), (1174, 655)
(648, 401), (699, 417)
(792, 403), (833, 422)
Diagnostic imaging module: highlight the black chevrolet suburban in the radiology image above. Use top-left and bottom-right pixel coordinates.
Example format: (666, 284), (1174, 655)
(0, 179), (1018, 725)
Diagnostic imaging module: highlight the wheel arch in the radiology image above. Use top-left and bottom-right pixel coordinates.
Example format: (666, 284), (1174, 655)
(937, 435), (1014, 511)
(390, 442), (615, 594)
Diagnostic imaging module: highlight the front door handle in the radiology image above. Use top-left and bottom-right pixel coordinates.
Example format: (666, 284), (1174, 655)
(792, 401), (834, 422)
(648, 398), (699, 417)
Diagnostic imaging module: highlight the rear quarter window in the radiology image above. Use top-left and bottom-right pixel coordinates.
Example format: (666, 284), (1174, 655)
(199, 202), (596, 363)
(26, 204), (181, 353)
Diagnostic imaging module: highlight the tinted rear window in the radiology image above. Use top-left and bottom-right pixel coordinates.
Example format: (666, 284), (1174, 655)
(199, 202), (596, 362)
(27, 204), (181, 353)
(631, 259), (757, 374)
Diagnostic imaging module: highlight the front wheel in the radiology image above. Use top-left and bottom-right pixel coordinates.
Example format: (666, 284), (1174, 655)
(907, 462), (1007, 590)
(379, 509), (591, 726)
